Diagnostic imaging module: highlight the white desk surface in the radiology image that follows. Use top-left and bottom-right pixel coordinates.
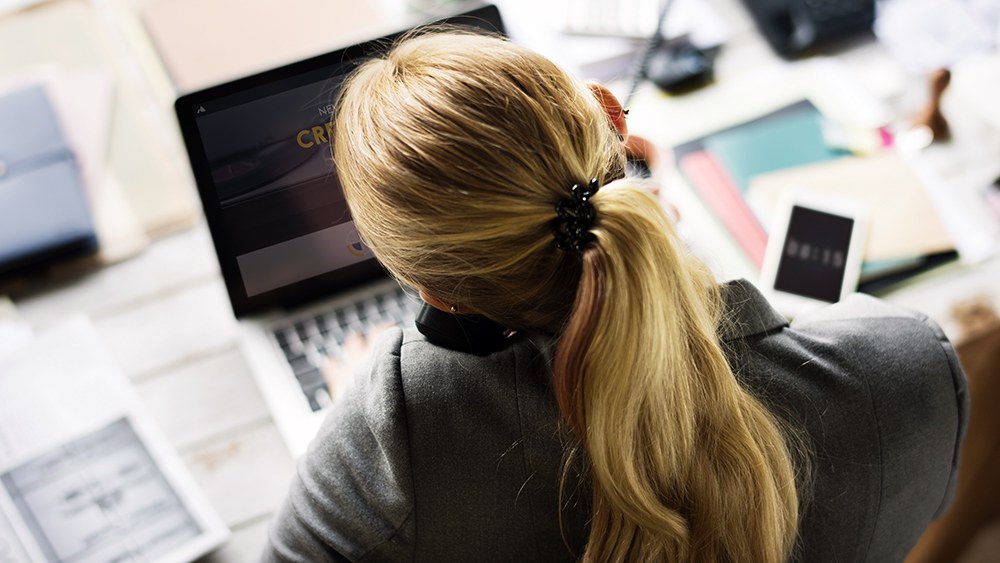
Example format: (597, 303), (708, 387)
(8, 0), (1000, 560)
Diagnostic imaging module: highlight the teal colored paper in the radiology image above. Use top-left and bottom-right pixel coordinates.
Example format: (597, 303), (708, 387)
(702, 108), (849, 193)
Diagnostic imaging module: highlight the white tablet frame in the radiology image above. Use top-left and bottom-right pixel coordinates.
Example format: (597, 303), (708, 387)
(759, 191), (869, 318)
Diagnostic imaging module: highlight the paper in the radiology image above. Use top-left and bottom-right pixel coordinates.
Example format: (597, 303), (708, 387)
(679, 150), (767, 267)
(874, 0), (1000, 74)
(2, 419), (203, 563)
(0, 320), (31, 365)
(0, 507), (32, 563)
(0, 318), (228, 563)
(0, 297), (28, 366)
(44, 69), (151, 261)
(141, 0), (391, 92)
(748, 153), (955, 262)
(0, 0), (45, 17)
(951, 53), (1000, 134)
(700, 104), (849, 194)
(39, 70), (112, 197)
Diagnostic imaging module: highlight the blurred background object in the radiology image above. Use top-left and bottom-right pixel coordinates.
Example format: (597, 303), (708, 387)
(740, 0), (876, 57)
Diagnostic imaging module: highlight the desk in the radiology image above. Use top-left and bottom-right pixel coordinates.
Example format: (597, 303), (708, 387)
(7, 0), (1000, 561)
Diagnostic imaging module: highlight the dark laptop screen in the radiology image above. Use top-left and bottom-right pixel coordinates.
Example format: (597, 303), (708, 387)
(193, 74), (362, 299)
(175, 5), (504, 317)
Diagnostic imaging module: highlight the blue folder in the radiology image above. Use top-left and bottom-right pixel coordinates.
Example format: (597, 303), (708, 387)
(0, 85), (96, 276)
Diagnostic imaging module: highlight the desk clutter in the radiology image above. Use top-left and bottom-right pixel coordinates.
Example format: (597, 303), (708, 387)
(0, 0), (425, 292)
(0, 0), (204, 290)
(669, 93), (1000, 297)
(674, 100), (957, 291)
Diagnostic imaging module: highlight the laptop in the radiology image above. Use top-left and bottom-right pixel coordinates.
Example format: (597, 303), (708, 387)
(174, 4), (506, 457)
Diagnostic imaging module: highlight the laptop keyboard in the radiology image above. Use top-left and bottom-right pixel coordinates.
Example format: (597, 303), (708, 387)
(271, 285), (420, 412)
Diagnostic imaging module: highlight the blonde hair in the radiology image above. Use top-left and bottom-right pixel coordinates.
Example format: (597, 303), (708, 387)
(335, 32), (801, 562)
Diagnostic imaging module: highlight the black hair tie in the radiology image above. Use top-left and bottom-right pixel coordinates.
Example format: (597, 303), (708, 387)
(551, 178), (599, 253)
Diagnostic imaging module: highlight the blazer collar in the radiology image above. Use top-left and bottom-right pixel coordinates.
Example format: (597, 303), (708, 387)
(719, 279), (788, 342)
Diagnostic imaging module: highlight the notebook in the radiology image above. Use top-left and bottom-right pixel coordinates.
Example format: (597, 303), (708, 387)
(0, 84), (97, 277)
(0, 0), (199, 238)
(174, 4), (506, 457)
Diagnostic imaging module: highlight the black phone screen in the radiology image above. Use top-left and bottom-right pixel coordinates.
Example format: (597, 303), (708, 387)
(773, 205), (855, 303)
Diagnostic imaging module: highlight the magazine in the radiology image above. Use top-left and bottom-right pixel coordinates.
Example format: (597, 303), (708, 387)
(0, 318), (228, 563)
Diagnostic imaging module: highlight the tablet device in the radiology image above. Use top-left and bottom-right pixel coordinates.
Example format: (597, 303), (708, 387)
(759, 193), (868, 317)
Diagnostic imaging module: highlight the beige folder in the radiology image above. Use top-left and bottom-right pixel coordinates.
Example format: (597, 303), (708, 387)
(141, 0), (391, 93)
(747, 152), (955, 262)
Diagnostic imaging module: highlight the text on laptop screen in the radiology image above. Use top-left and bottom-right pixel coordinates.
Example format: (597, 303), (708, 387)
(192, 74), (370, 298)
(175, 4), (505, 316)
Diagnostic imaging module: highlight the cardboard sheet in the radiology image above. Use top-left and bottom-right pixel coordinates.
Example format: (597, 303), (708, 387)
(747, 152), (955, 262)
(142, 0), (390, 92)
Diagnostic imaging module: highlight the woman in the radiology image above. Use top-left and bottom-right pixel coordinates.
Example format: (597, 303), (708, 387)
(264, 32), (967, 562)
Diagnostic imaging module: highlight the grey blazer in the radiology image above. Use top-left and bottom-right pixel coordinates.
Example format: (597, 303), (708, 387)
(262, 280), (968, 562)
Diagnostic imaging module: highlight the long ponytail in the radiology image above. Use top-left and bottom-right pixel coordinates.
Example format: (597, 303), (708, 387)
(554, 183), (799, 562)
(334, 31), (801, 562)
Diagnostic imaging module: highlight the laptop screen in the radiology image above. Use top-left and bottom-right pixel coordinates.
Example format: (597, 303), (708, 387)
(175, 5), (505, 317)
(192, 73), (364, 299)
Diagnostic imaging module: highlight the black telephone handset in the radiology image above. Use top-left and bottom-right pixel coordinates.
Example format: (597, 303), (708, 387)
(415, 302), (511, 356)
(742, 0), (875, 58)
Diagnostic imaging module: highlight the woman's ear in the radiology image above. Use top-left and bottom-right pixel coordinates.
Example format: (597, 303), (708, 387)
(587, 82), (628, 141)
(419, 289), (455, 313)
